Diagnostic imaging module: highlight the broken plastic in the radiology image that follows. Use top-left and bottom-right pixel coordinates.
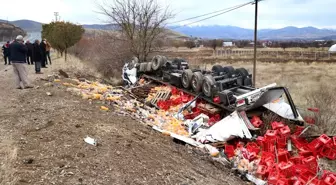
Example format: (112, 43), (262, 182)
(84, 136), (97, 146)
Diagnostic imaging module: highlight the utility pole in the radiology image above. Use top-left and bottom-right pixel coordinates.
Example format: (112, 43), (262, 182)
(54, 12), (59, 22)
(253, 0), (258, 87)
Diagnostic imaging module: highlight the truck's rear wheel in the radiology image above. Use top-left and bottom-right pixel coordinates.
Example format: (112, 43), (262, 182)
(212, 65), (224, 75)
(235, 68), (249, 77)
(191, 72), (204, 93)
(151, 55), (167, 71)
(202, 75), (216, 97)
(181, 69), (193, 89)
(223, 66), (235, 77)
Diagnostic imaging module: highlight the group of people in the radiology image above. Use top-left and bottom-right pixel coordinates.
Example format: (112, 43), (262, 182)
(2, 38), (52, 71)
(1, 35), (53, 89)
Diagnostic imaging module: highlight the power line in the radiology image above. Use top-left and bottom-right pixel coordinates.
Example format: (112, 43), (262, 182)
(168, 2), (253, 25)
(171, 1), (255, 29)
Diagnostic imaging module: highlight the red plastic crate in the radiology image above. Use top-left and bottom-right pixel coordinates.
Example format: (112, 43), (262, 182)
(250, 115), (263, 128)
(293, 179), (305, 185)
(298, 146), (314, 157)
(257, 164), (268, 176)
(333, 136), (336, 147)
(299, 170), (316, 183)
(290, 156), (303, 165)
(263, 140), (275, 153)
(246, 142), (261, 155)
(257, 136), (264, 146)
(319, 134), (332, 144)
(268, 167), (280, 185)
(261, 151), (275, 162)
(248, 152), (257, 161)
(277, 136), (287, 149)
(293, 164), (309, 176)
(276, 178), (289, 185)
(271, 121), (285, 130)
(320, 145), (336, 160)
(324, 174), (336, 185)
(302, 156), (318, 172)
(265, 130), (278, 141)
(278, 161), (294, 178)
(224, 145), (235, 158)
(277, 149), (290, 163)
(280, 126), (291, 136)
(290, 136), (308, 150)
(309, 179), (322, 185)
(288, 176), (298, 185)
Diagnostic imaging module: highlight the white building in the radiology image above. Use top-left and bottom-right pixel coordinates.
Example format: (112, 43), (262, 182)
(223, 42), (233, 47)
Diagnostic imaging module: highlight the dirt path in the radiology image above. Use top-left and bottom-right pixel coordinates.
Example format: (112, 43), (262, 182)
(0, 62), (244, 185)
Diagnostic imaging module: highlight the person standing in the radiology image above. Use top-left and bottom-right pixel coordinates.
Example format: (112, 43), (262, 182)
(9, 35), (33, 89)
(32, 40), (43, 74)
(40, 39), (47, 68)
(25, 40), (34, 65)
(45, 39), (52, 65)
(2, 41), (10, 65)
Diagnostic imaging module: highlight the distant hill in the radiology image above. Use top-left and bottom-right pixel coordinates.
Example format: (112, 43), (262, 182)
(0, 22), (26, 42)
(170, 25), (336, 40)
(0, 19), (42, 32)
(2, 19), (336, 40)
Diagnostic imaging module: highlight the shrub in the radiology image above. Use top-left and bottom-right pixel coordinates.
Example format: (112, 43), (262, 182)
(305, 84), (336, 135)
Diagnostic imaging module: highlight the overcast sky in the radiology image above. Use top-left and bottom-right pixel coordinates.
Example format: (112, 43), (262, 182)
(0, 0), (334, 29)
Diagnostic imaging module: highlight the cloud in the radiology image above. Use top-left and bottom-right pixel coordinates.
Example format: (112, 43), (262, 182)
(0, 0), (334, 28)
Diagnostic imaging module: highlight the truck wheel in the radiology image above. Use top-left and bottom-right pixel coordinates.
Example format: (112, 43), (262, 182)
(202, 75), (216, 97)
(235, 68), (249, 77)
(191, 72), (204, 93)
(212, 65), (224, 75)
(146, 62), (153, 72)
(223, 66), (235, 77)
(139, 62), (147, 72)
(151, 55), (167, 71)
(181, 69), (193, 89)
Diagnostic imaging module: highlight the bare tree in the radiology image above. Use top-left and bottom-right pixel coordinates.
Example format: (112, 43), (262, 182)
(98, 0), (174, 62)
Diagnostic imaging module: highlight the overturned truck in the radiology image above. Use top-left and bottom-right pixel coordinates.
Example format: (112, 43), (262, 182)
(123, 55), (304, 126)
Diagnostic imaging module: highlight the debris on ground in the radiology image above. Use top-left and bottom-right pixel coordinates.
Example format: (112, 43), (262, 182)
(84, 136), (97, 146)
(54, 77), (336, 185)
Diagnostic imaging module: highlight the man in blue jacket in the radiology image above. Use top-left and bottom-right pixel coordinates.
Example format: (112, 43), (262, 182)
(9, 35), (33, 89)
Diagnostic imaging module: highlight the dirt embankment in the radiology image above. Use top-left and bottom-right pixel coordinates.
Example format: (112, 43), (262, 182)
(0, 63), (243, 185)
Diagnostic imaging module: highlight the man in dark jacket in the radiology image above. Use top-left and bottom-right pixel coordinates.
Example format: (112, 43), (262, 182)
(25, 40), (34, 65)
(32, 40), (43, 74)
(40, 39), (47, 68)
(9, 35), (33, 89)
(2, 41), (10, 65)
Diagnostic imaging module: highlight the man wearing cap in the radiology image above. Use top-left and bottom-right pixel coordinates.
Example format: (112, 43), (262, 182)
(9, 35), (33, 89)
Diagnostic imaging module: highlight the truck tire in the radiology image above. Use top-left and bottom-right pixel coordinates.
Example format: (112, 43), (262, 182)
(191, 72), (204, 93)
(151, 55), (167, 71)
(146, 62), (153, 72)
(223, 66), (235, 77)
(181, 69), (193, 89)
(202, 75), (216, 97)
(139, 62), (147, 72)
(235, 68), (249, 77)
(212, 65), (224, 75)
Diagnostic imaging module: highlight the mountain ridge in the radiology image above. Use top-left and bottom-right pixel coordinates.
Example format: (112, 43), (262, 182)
(1, 19), (336, 40)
